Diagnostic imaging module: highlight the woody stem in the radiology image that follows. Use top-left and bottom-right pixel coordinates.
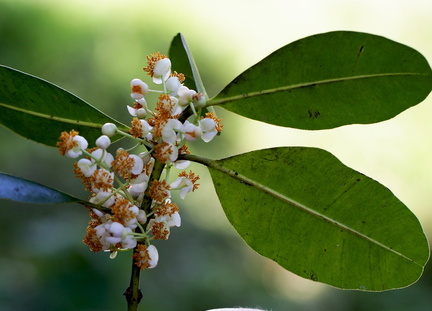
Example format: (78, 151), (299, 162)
(124, 159), (165, 311)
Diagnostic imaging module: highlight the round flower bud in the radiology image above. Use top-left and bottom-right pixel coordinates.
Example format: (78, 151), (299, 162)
(96, 135), (111, 149)
(102, 123), (118, 137)
(136, 108), (147, 118)
(192, 93), (206, 108)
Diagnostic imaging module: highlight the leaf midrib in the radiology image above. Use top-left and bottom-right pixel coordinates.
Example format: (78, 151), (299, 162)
(182, 153), (423, 266)
(0, 102), (127, 129)
(207, 72), (430, 106)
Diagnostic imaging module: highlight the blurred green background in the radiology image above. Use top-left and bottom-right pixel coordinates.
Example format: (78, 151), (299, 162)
(1, 0), (432, 310)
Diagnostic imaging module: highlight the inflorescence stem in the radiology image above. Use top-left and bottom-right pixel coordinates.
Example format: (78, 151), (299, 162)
(124, 159), (166, 310)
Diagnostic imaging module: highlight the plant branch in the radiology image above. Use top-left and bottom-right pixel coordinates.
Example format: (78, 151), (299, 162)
(124, 159), (166, 311)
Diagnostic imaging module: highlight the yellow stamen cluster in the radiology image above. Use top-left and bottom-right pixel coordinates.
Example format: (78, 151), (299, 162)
(130, 117), (144, 139)
(111, 198), (136, 225)
(148, 94), (177, 138)
(57, 129), (79, 156)
(83, 209), (104, 252)
(155, 200), (179, 218)
(143, 52), (167, 78)
(149, 179), (171, 204)
(91, 169), (114, 192)
(179, 170), (200, 191)
(132, 244), (152, 270)
(150, 221), (170, 240)
(112, 150), (135, 179)
(73, 162), (93, 191)
(204, 112), (224, 132)
(171, 71), (185, 83)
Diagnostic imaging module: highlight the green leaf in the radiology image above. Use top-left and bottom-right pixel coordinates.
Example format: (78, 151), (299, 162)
(209, 31), (432, 129)
(0, 172), (83, 204)
(168, 33), (207, 98)
(0, 65), (128, 147)
(184, 148), (429, 290)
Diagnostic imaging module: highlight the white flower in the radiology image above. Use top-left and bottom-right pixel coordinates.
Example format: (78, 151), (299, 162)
(77, 158), (96, 177)
(166, 76), (182, 95)
(140, 120), (152, 137)
(95, 220), (138, 250)
(157, 142), (178, 163)
(152, 58), (171, 84)
(91, 148), (114, 168)
(170, 176), (195, 199)
(129, 154), (144, 175)
(120, 227), (137, 249)
(177, 86), (197, 106)
(89, 191), (115, 208)
(130, 78), (149, 100)
(182, 120), (202, 141)
(91, 168), (114, 193)
(199, 118), (218, 142)
(161, 119), (182, 144)
(66, 135), (88, 158)
(156, 211), (181, 228)
(173, 160), (190, 169)
(127, 98), (148, 118)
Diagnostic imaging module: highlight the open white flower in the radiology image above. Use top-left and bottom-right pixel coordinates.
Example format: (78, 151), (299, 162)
(152, 58), (171, 84)
(89, 191), (115, 208)
(183, 120), (202, 141)
(177, 86), (197, 106)
(77, 158), (96, 177)
(130, 78), (149, 100)
(162, 119), (182, 144)
(199, 118), (218, 142)
(170, 171), (200, 199)
(166, 76), (182, 95)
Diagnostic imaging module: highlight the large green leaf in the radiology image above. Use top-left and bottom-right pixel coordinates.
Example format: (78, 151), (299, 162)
(208, 31), (432, 129)
(183, 148), (429, 290)
(0, 172), (83, 204)
(0, 65), (128, 147)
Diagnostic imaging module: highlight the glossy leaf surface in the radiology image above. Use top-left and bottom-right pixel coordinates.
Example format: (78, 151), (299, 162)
(209, 31), (432, 129)
(0, 172), (83, 204)
(187, 148), (429, 290)
(168, 33), (207, 97)
(0, 65), (128, 147)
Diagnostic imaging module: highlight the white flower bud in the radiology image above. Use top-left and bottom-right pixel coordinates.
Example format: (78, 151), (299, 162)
(136, 108), (147, 118)
(137, 210), (147, 224)
(96, 135), (111, 149)
(192, 93), (206, 108)
(102, 123), (118, 137)
(108, 221), (125, 237)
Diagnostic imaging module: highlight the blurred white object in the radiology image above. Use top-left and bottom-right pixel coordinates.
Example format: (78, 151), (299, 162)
(207, 309), (265, 311)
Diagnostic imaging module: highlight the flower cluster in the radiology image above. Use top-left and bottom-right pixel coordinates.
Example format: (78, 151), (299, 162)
(57, 52), (222, 270)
